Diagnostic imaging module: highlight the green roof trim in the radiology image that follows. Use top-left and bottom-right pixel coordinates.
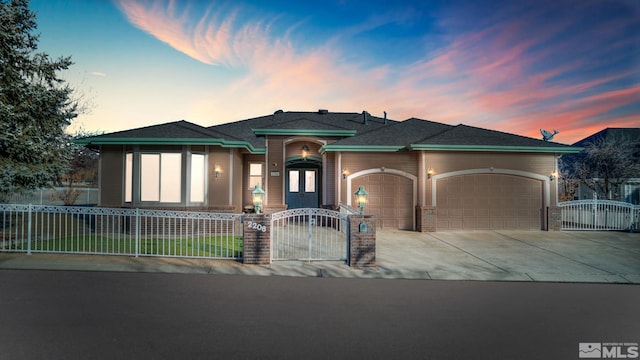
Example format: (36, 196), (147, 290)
(407, 144), (583, 153)
(73, 137), (266, 154)
(252, 128), (357, 136)
(320, 145), (406, 153)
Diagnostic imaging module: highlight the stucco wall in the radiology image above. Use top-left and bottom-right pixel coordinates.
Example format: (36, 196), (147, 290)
(423, 151), (558, 206)
(339, 152), (419, 204)
(99, 146), (125, 207)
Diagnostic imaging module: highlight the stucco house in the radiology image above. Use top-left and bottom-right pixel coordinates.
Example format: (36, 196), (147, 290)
(76, 110), (580, 231)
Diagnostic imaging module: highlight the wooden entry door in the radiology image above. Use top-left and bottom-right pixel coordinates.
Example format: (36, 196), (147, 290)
(286, 168), (319, 209)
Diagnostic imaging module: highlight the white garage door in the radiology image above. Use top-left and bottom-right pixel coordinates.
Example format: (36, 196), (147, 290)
(436, 174), (542, 230)
(352, 173), (414, 230)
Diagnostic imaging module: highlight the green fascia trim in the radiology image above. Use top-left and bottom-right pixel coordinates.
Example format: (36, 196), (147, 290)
(72, 137), (266, 154)
(252, 128), (357, 136)
(407, 144), (583, 153)
(320, 145), (405, 154)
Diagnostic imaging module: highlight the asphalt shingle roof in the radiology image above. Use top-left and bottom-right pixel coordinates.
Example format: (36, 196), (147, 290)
(78, 110), (579, 152)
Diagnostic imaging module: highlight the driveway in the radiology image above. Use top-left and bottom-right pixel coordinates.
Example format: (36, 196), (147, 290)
(377, 230), (640, 283)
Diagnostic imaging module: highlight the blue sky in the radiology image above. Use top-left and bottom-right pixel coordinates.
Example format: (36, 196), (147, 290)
(31, 0), (639, 143)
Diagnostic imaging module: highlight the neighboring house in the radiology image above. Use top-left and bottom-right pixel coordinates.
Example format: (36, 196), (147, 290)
(76, 110), (580, 231)
(565, 128), (640, 204)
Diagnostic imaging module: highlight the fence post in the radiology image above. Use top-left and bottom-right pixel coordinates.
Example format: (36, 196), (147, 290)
(307, 209), (312, 262)
(242, 214), (271, 265)
(347, 214), (376, 268)
(135, 208), (140, 257)
(27, 204), (32, 255)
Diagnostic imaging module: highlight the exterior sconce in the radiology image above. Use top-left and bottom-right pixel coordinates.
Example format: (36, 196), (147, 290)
(301, 145), (309, 161)
(550, 170), (558, 181)
(354, 186), (368, 215)
(342, 168), (349, 180)
(214, 164), (222, 179)
(427, 167), (434, 179)
(252, 184), (265, 214)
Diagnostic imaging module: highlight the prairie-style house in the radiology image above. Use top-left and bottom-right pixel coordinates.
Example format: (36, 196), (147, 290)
(76, 110), (580, 231)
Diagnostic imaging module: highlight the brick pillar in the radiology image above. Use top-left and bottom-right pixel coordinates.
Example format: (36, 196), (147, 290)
(549, 206), (562, 231)
(348, 215), (376, 269)
(416, 206), (437, 232)
(242, 214), (271, 265)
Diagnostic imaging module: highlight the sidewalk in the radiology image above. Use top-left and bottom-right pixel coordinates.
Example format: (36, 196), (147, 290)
(1, 230), (639, 283)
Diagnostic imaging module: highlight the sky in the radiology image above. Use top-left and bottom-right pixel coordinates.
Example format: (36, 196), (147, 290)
(30, 0), (639, 144)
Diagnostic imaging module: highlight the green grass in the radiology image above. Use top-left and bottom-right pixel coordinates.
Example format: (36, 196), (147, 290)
(5, 235), (243, 258)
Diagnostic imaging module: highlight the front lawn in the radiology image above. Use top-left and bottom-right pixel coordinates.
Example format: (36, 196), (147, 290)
(5, 235), (243, 258)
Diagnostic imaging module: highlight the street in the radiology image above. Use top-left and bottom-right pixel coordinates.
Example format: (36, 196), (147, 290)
(0, 269), (638, 359)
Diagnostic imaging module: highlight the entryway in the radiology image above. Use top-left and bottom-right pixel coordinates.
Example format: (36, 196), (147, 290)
(270, 208), (348, 261)
(285, 162), (321, 209)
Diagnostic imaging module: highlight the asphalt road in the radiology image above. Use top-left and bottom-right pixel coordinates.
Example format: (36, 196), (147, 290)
(0, 270), (638, 360)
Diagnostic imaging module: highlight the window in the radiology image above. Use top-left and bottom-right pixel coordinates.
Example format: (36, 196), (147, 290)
(190, 154), (205, 203)
(125, 153), (133, 202)
(305, 170), (315, 192)
(140, 153), (181, 203)
(249, 163), (263, 190)
(289, 170), (299, 192)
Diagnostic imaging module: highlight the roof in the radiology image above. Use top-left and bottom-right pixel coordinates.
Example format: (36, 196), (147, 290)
(75, 110), (580, 154)
(572, 128), (640, 146)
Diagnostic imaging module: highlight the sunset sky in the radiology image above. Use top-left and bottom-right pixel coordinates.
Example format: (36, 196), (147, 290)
(31, 0), (639, 144)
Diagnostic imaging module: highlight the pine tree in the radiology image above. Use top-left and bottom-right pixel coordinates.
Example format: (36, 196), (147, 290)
(0, 0), (78, 200)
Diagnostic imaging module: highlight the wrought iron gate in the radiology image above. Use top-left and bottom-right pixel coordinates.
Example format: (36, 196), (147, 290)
(270, 208), (348, 261)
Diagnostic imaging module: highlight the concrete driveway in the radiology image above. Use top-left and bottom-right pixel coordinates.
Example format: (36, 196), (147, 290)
(377, 230), (640, 283)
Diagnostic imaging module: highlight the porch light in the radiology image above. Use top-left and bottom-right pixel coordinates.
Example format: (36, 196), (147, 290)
(214, 164), (222, 179)
(301, 145), (310, 160)
(427, 167), (434, 179)
(252, 184), (265, 214)
(342, 168), (349, 180)
(550, 170), (558, 181)
(354, 186), (368, 215)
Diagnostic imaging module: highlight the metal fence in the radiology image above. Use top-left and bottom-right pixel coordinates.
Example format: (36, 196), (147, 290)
(0, 204), (244, 259)
(558, 200), (640, 231)
(271, 208), (349, 261)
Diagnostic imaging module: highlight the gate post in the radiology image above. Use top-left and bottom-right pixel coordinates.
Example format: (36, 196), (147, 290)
(549, 206), (561, 231)
(348, 215), (376, 269)
(243, 214), (271, 265)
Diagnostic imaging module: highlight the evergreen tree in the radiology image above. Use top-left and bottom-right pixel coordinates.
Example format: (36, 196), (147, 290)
(0, 0), (78, 200)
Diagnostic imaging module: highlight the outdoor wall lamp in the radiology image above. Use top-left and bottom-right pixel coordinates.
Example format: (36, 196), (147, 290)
(550, 170), (558, 181)
(427, 167), (434, 179)
(214, 165), (222, 179)
(342, 168), (350, 180)
(301, 145), (310, 160)
(252, 184), (265, 214)
(354, 186), (368, 215)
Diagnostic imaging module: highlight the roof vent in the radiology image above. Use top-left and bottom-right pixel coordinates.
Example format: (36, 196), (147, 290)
(384, 111), (387, 125)
(318, 109), (328, 114)
(274, 109), (284, 114)
(362, 110), (369, 125)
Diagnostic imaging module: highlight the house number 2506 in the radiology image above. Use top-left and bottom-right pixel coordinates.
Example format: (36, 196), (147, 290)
(247, 221), (266, 232)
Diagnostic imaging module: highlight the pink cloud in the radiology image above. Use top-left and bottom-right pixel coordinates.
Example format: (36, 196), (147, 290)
(114, 0), (639, 145)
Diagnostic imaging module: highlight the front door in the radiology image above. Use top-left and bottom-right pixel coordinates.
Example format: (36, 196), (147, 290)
(286, 168), (319, 209)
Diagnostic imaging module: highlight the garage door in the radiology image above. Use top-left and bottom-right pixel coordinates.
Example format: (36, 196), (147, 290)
(352, 173), (413, 230)
(436, 174), (542, 230)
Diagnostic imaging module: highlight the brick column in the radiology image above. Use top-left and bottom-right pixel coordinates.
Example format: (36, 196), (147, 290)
(548, 206), (562, 231)
(416, 206), (437, 232)
(348, 215), (376, 269)
(242, 214), (271, 265)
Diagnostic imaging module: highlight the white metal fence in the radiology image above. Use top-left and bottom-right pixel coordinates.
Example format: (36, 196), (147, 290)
(4, 187), (99, 205)
(0, 204), (244, 259)
(558, 200), (640, 231)
(271, 208), (349, 261)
